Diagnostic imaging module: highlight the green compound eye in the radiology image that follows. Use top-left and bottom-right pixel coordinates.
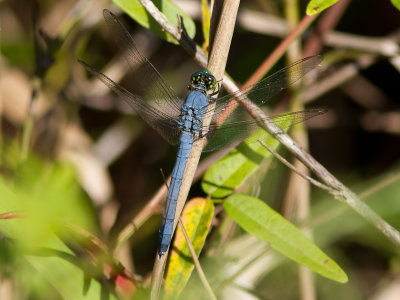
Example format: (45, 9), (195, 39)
(204, 73), (217, 90)
(190, 71), (203, 85)
(190, 70), (217, 91)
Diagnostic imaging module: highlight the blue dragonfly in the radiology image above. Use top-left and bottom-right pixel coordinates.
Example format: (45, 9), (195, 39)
(79, 9), (325, 257)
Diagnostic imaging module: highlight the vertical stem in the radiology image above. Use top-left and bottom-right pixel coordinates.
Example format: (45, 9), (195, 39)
(207, 0), (239, 79)
(176, 0), (240, 257)
(284, 2), (315, 300)
(151, 1), (240, 298)
(20, 77), (40, 163)
(285, 0), (301, 60)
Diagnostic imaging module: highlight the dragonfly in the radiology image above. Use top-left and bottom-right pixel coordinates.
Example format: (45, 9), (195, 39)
(79, 9), (326, 257)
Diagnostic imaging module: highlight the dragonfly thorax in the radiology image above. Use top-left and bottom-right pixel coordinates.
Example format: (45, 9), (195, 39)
(177, 105), (205, 134)
(178, 90), (209, 134)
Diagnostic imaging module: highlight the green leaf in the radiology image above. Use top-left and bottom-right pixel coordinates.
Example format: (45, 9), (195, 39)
(27, 255), (119, 300)
(391, 0), (400, 11)
(112, 0), (196, 43)
(306, 0), (340, 15)
(0, 159), (95, 250)
(164, 198), (214, 299)
(224, 194), (348, 283)
(0, 157), (118, 298)
(202, 117), (292, 198)
(201, 0), (211, 50)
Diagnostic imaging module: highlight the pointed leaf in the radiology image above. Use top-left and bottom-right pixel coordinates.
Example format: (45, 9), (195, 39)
(0, 157), (119, 298)
(164, 198), (214, 299)
(112, 0), (196, 43)
(391, 0), (400, 11)
(306, 0), (340, 15)
(27, 255), (119, 300)
(224, 194), (348, 283)
(201, 0), (211, 50)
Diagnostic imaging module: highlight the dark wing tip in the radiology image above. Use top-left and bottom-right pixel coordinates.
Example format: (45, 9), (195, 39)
(77, 59), (99, 75)
(313, 108), (329, 115)
(301, 54), (324, 64)
(103, 9), (113, 19)
(77, 58), (87, 67)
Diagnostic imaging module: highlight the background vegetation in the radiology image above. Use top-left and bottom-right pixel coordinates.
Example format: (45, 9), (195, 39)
(1, 0), (400, 299)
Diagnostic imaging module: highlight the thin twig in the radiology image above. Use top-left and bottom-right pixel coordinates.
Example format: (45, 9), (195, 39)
(304, 171), (400, 230)
(358, 172), (400, 200)
(138, 0), (208, 66)
(304, 54), (377, 104)
(303, 0), (350, 56)
(257, 139), (335, 193)
(116, 181), (167, 247)
(247, 14), (317, 86)
(178, 218), (217, 300)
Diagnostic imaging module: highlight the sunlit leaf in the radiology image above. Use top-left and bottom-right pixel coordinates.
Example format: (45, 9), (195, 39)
(164, 198), (214, 299)
(306, 0), (340, 15)
(0, 157), (117, 298)
(201, 0), (211, 50)
(224, 194), (348, 283)
(0, 159), (95, 249)
(27, 255), (119, 300)
(391, 0), (400, 11)
(112, 0), (196, 43)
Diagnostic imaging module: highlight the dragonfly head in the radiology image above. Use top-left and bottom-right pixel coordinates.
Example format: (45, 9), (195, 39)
(190, 70), (217, 92)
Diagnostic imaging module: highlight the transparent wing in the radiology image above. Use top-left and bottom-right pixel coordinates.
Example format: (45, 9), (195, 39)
(103, 9), (183, 115)
(201, 108), (327, 152)
(200, 55), (323, 121)
(79, 60), (182, 145)
(79, 9), (184, 145)
(192, 55), (324, 151)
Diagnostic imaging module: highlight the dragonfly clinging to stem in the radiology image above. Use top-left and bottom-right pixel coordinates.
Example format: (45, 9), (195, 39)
(79, 9), (326, 257)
